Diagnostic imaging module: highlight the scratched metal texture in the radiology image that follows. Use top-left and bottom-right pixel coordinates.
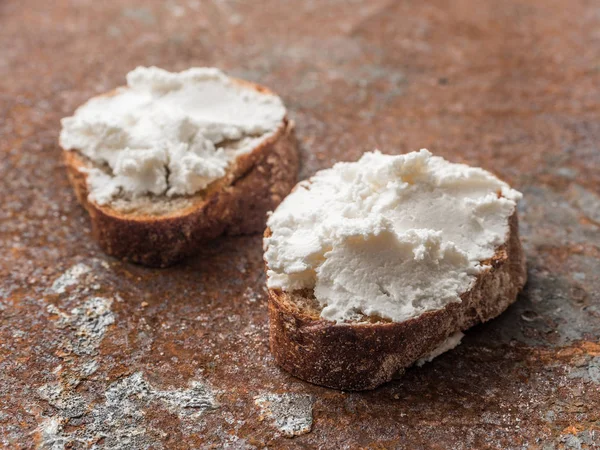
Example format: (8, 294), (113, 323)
(1, 0), (599, 448)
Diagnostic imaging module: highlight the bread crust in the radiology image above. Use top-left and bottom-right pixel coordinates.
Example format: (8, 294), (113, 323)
(266, 213), (527, 390)
(63, 100), (299, 267)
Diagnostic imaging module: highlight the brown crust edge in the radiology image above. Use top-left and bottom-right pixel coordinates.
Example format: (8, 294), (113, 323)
(63, 117), (299, 267)
(266, 213), (527, 390)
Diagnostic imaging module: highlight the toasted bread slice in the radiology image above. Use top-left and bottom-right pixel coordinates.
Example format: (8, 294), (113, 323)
(62, 77), (298, 267)
(265, 213), (526, 390)
(263, 148), (528, 393)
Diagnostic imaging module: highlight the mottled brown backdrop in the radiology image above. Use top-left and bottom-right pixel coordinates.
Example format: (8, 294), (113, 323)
(1, 0), (599, 448)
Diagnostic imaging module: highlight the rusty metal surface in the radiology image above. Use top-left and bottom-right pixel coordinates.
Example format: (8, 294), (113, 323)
(1, 0), (599, 448)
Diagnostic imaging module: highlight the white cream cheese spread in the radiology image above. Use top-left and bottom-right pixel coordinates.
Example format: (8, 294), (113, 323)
(415, 331), (465, 366)
(60, 67), (286, 205)
(264, 149), (522, 323)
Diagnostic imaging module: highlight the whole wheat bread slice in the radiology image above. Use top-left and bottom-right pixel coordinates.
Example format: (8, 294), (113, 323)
(265, 213), (526, 390)
(62, 79), (299, 267)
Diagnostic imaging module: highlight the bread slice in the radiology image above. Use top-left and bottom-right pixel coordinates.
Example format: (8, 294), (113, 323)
(62, 78), (299, 267)
(265, 210), (526, 391)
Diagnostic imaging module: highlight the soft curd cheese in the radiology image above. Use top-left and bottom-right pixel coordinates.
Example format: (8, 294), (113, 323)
(264, 149), (522, 323)
(60, 67), (286, 205)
